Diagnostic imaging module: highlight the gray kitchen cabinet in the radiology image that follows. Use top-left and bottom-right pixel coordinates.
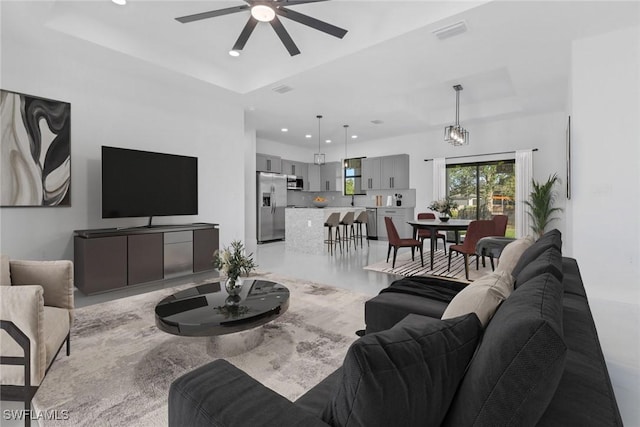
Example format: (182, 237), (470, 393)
(307, 164), (320, 191)
(320, 162), (341, 192)
(376, 207), (415, 240)
(282, 159), (308, 180)
(256, 153), (282, 173)
(362, 157), (381, 190)
(380, 154), (409, 190)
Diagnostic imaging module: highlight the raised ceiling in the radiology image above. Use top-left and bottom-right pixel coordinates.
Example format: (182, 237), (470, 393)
(2, 1), (639, 147)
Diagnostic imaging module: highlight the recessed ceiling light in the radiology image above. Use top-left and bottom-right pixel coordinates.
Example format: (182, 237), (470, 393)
(281, 128), (288, 132)
(305, 134), (312, 138)
(112, 0), (127, 5)
(351, 135), (358, 139)
(229, 50), (240, 57)
(325, 139), (332, 143)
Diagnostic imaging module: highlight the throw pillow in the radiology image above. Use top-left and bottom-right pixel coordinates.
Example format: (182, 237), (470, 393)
(495, 236), (535, 276)
(323, 313), (482, 427)
(514, 246), (563, 288)
(512, 229), (562, 279)
(0, 254), (10, 286)
(441, 270), (514, 327)
(443, 273), (566, 427)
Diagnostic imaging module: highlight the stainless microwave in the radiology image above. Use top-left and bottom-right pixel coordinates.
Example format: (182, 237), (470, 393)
(286, 175), (303, 190)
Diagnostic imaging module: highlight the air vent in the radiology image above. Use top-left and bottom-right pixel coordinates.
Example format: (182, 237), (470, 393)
(272, 85), (293, 94)
(432, 20), (468, 40)
(371, 119), (384, 125)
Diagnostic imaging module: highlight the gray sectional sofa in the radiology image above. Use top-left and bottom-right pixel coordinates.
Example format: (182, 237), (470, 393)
(168, 230), (622, 426)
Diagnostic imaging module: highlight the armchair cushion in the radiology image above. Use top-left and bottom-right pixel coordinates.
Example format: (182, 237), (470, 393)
(0, 285), (46, 386)
(324, 313), (482, 427)
(43, 306), (70, 367)
(1, 254), (10, 286)
(10, 260), (74, 323)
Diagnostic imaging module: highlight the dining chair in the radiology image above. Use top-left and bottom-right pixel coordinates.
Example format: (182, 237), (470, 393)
(492, 215), (509, 236)
(384, 217), (423, 269)
(448, 220), (495, 280)
(416, 212), (447, 254)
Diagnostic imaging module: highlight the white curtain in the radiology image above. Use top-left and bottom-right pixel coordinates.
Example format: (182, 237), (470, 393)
(515, 150), (533, 238)
(432, 157), (447, 202)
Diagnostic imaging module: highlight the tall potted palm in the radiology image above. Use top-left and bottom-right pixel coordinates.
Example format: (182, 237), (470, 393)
(525, 173), (562, 238)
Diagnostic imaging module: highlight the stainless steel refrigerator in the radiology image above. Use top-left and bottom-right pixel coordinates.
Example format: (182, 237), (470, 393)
(257, 172), (287, 243)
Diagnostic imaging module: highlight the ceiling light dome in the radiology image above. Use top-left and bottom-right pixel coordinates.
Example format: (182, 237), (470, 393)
(251, 5), (276, 22)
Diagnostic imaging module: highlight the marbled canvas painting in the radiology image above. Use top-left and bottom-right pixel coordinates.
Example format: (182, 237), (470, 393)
(0, 90), (71, 206)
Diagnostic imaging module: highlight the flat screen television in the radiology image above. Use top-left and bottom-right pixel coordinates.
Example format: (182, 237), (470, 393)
(102, 146), (198, 224)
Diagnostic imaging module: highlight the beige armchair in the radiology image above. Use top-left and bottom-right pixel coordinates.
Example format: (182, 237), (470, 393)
(0, 254), (74, 426)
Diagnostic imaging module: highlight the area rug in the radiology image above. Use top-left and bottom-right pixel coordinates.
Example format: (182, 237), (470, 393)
(363, 249), (493, 282)
(32, 273), (371, 427)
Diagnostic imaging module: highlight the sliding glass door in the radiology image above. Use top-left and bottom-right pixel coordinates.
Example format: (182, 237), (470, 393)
(446, 160), (516, 237)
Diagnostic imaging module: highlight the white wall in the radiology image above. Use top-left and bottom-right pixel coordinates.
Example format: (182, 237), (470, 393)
(259, 111), (568, 234)
(570, 25), (640, 304)
(0, 28), (246, 261)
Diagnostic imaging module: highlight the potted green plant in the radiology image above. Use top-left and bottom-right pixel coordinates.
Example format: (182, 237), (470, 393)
(524, 173), (562, 238)
(429, 197), (458, 222)
(212, 240), (257, 296)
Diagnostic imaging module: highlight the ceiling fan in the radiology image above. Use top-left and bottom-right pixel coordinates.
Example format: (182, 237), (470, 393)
(175, 0), (348, 56)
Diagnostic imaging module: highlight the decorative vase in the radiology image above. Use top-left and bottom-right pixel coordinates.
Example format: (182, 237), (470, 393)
(225, 276), (243, 296)
(439, 213), (450, 222)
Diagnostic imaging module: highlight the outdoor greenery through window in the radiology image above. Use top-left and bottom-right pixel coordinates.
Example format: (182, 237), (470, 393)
(446, 160), (516, 237)
(344, 158), (365, 195)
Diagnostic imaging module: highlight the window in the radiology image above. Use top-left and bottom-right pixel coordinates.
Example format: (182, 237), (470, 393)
(343, 158), (365, 195)
(446, 160), (516, 237)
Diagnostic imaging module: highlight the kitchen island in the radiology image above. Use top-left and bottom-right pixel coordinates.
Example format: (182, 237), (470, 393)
(285, 207), (365, 255)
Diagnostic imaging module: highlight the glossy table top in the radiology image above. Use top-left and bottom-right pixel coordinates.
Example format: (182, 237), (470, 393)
(407, 219), (472, 229)
(155, 279), (289, 336)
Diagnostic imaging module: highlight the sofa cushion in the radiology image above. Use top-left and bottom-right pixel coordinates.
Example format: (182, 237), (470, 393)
(495, 236), (535, 276)
(443, 273), (567, 427)
(0, 254), (10, 286)
(512, 229), (562, 279)
(364, 293), (449, 333)
(514, 246), (563, 288)
(441, 270), (514, 327)
(325, 313), (482, 427)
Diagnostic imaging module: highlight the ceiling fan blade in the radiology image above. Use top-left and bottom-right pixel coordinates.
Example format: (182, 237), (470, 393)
(175, 5), (250, 24)
(275, 7), (347, 39)
(232, 17), (259, 51)
(276, 0), (330, 5)
(270, 16), (301, 56)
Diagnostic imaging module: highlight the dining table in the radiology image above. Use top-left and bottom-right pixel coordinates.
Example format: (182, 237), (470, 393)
(406, 219), (472, 269)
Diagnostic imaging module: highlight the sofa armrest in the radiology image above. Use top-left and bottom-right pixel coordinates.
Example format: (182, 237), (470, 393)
(0, 285), (46, 386)
(169, 359), (329, 427)
(10, 260), (74, 323)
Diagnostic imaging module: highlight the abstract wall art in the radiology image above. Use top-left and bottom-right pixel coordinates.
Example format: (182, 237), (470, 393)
(1, 90), (71, 207)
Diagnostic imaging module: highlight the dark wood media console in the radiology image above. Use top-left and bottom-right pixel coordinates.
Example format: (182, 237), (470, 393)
(74, 223), (219, 294)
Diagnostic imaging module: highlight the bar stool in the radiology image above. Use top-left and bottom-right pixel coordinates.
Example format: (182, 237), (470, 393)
(339, 211), (357, 252)
(324, 212), (342, 255)
(354, 211), (369, 248)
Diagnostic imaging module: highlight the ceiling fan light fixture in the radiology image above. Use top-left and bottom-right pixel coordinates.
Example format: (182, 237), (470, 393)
(112, 0), (127, 5)
(251, 5), (276, 22)
(228, 49), (241, 57)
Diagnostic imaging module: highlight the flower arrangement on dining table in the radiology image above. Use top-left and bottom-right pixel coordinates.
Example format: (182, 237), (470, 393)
(428, 197), (458, 217)
(212, 240), (257, 295)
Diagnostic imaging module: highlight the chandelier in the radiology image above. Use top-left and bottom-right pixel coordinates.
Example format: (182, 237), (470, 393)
(444, 84), (469, 146)
(314, 115), (325, 165)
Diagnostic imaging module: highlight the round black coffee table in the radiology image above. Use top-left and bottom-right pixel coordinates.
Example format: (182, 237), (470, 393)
(155, 279), (290, 336)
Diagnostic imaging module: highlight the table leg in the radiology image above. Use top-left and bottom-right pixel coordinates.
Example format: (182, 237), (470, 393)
(430, 226), (436, 269)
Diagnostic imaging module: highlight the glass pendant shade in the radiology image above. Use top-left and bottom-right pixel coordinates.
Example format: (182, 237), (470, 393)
(444, 85), (469, 146)
(314, 115), (325, 165)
